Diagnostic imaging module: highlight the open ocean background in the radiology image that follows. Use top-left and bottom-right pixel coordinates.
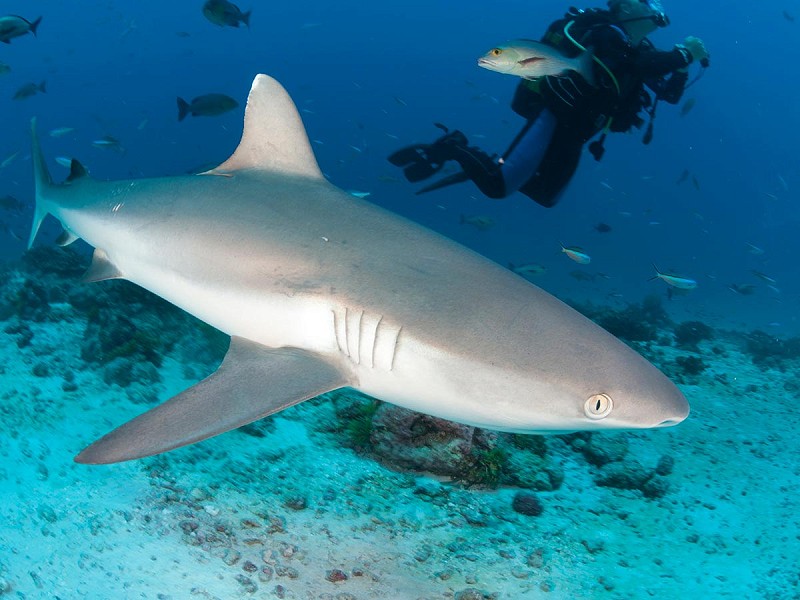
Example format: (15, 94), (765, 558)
(2, 0), (799, 333)
(2, 2), (800, 599)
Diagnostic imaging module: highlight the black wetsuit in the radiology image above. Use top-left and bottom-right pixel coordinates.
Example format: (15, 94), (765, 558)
(500, 9), (692, 206)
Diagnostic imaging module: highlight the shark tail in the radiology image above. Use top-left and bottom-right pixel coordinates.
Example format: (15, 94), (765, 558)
(29, 117), (54, 249)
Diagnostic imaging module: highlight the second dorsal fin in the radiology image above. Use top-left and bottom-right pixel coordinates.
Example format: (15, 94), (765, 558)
(66, 159), (89, 183)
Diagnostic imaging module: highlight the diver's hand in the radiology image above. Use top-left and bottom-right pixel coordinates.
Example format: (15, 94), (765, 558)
(683, 36), (709, 66)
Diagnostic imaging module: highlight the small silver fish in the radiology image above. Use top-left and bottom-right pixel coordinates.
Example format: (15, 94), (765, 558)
(49, 127), (75, 138)
(0, 151), (19, 169)
(751, 270), (777, 284)
(92, 136), (125, 153)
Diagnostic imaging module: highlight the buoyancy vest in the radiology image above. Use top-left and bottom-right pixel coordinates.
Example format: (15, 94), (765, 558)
(542, 7), (652, 134)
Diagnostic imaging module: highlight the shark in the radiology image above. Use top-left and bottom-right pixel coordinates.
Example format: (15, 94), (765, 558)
(28, 74), (689, 465)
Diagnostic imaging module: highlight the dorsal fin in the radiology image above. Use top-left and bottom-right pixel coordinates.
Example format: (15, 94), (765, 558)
(66, 159), (88, 183)
(206, 74), (323, 179)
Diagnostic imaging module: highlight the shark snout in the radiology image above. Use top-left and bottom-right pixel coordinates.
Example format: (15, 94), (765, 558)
(656, 400), (690, 428)
(581, 367), (689, 432)
(643, 388), (689, 428)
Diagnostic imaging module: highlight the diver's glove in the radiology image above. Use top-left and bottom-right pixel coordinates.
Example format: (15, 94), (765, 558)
(677, 36), (710, 68)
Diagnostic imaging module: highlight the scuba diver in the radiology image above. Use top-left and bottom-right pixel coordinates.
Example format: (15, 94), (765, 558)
(388, 0), (709, 207)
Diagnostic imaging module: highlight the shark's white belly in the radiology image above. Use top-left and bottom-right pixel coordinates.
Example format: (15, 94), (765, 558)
(120, 250), (339, 354)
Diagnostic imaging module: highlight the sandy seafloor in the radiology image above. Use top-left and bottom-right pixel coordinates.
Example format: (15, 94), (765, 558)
(0, 256), (798, 600)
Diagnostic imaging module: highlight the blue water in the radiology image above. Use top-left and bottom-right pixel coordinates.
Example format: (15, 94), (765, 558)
(2, 0), (798, 333)
(2, 1), (799, 598)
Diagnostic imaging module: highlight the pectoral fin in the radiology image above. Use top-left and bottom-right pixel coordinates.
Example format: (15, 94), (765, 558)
(75, 337), (350, 464)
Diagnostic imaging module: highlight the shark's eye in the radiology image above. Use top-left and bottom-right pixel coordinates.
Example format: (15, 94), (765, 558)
(584, 393), (613, 420)
(490, 48), (502, 56)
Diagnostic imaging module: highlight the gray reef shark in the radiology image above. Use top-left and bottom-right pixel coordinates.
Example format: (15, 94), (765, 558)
(29, 74), (689, 465)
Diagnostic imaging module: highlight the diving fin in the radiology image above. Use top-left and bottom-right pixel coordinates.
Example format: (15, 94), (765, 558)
(403, 157), (443, 182)
(388, 145), (426, 167)
(415, 171), (470, 195)
(388, 144), (445, 182)
(388, 123), (454, 168)
(75, 337), (350, 464)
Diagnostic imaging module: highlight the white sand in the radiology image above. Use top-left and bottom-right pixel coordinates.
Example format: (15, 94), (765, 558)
(1, 312), (797, 599)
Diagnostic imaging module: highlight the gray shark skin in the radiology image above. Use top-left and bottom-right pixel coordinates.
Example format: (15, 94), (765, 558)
(28, 75), (689, 465)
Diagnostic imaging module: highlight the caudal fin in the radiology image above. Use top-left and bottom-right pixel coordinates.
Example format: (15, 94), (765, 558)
(29, 16), (42, 36)
(241, 10), (251, 28)
(29, 117), (53, 249)
(648, 263), (661, 282)
(177, 97), (190, 121)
